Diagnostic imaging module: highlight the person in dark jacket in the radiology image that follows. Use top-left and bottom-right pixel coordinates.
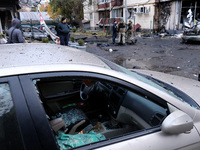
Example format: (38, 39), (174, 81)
(8, 18), (24, 43)
(57, 17), (70, 46)
(112, 20), (118, 44)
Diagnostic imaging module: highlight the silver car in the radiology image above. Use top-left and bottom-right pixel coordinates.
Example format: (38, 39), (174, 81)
(0, 43), (200, 150)
(22, 25), (49, 40)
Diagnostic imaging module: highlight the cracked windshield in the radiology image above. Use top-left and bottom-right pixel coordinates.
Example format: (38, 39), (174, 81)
(1, 0), (200, 150)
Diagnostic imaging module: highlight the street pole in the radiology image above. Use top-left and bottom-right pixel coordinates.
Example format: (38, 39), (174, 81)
(0, 18), (2, 34)
(125, 0), (127, 23)
(133, 16), (135, 37)
(194, 1), (197, 24)
(150, 20), (152, 36)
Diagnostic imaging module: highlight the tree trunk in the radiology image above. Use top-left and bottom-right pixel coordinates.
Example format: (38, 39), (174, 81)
(78, 19), (85, 32)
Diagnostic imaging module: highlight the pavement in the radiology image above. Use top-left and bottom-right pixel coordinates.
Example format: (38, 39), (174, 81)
(84, 36), (200, 81)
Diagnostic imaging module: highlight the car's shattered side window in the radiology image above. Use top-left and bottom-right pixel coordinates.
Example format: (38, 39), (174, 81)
(32, 77), (169, 149)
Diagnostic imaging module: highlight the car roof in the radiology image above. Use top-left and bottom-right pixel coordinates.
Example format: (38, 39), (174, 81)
(0, 43), (110, 77)
(0, 43), (110, 76)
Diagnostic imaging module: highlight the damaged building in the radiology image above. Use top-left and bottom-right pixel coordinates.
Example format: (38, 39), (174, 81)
(0, 0), (20, 34)
(157, 0), (200, 31)
(83, 0), (200, 32)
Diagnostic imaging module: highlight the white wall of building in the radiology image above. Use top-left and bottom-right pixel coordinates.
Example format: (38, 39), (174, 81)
(83, 0), (99, 29)
(83, 0), (157, 30)
(127, 0), (155, 6)
(126, 0), (156, 30)
(127, 5), (155, 29)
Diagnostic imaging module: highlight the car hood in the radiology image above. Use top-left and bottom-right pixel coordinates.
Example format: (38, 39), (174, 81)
(133, 69), (200, 106)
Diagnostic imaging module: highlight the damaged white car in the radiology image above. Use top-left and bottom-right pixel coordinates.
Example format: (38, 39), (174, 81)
(0, 43), (200, 150)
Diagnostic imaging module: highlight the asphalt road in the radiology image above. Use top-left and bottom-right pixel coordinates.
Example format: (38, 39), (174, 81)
(85, 36), (200, 81)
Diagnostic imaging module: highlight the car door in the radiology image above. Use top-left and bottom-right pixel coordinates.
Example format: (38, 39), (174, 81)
(19, 72), (200, 150)
(0, 76), (42, 150)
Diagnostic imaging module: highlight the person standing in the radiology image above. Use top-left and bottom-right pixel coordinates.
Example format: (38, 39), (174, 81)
(126, 20), (133, 41)
(8, 18), (25, 43)
(117, 20), (126, 45)
(112, 20), (118, 44)
(57, 17), (70, 46)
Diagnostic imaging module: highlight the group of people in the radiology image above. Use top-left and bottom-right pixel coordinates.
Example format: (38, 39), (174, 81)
(8, 17), (132, 46)
(112, 20), (133, 45)
(7, 17), (70, 46)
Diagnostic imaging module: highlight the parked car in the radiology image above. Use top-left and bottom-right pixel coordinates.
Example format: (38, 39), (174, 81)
(22, 25), (57, 41)
(0, 43), (200, 150)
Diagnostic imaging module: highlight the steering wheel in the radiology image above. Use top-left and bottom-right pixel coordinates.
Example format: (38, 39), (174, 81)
(80, 83), (94, 100)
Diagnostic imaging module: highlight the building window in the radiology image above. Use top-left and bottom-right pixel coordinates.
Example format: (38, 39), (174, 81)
(112, 8), (123, 18)
(98, 0), (110, 4)
(90, 13), (93, 20)
(99, 11), (110, 19)
(89, 0), (92, 5)
(98, 0), (104, 3)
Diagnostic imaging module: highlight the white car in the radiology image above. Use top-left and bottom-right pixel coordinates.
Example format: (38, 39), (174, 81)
(0, 43), (200, 150)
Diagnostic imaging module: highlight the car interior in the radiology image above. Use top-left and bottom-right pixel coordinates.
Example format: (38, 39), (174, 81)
(33, 77), (169, 149)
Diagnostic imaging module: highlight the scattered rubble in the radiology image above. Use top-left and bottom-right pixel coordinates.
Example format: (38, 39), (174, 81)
(86, 37), (200, 81)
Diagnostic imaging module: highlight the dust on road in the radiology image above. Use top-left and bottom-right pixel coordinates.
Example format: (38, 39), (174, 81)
(86, 37), (200, 80)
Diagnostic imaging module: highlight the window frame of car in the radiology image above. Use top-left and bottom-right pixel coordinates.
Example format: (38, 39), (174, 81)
(19, 71), (172, 150)
(0, 76), (42, 150)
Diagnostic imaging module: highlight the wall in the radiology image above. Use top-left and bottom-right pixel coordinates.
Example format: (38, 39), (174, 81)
(127, 0), (155, 6)
(165, 1), (182, 30)
(83, 0), (99, 29)
(126, 0), (156, 30)
(83, 0), (158, 30)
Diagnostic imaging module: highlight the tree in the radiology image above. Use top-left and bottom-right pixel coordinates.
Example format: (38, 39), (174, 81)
(49, 0), (85, 30)
(47, 4), (61, 21)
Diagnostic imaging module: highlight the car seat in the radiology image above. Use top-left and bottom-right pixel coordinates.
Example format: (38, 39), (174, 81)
(51, 107), (90, 135)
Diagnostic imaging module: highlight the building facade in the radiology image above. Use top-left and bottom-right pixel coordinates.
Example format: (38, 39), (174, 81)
(159, 0), (200, 31)
(0, 0), (20, 33)
(83, 0), (156, 30)
(84, 0), (200, 32)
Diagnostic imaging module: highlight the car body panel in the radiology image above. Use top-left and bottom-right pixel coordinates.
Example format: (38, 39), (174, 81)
(96, 128), (200, 150)
(194, 122), (200, 136)
(182, 35), (200, 42)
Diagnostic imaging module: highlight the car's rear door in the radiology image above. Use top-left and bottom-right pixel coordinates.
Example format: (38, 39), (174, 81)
(0, 76), (42, 150)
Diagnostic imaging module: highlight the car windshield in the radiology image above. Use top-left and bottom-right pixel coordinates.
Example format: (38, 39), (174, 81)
(98, 56), (200, 110)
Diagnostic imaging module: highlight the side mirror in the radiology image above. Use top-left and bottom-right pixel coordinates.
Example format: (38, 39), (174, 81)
(161, 110), (193, 134)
